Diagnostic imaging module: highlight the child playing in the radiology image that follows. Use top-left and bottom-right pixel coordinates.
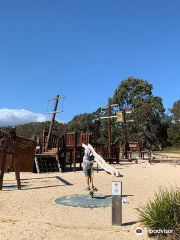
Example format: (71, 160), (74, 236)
(83, 148), (94, 190)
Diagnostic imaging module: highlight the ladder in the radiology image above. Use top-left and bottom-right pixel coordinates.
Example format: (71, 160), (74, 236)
(35, 155), (61, 173)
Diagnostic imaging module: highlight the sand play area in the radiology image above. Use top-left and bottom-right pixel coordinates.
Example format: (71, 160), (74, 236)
(0, 160), (180, 240)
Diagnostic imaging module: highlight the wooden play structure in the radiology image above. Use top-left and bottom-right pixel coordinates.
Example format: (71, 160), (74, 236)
(34, 96), (157, 174)
(0, 129), (36, 173)
(0, 129), (21, 189)
(94, 140), (138, 164)
(98, 103), (157, 164)
(99, 104), (138, 163)
(34, 95), (93, 173)
(93, 139), (121, 164)
(127, 142), (152, 162)
(0, 129), (36, 190)
(35, 131), (92, 173)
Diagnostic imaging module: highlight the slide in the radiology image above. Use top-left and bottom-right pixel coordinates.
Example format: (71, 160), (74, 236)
(82, 143), (122, 177)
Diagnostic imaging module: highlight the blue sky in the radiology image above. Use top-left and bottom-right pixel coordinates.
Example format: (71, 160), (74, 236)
(0, 0), (180, 125)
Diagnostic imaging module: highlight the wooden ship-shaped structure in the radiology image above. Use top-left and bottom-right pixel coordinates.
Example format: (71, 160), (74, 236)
(34, 95), (93, 173)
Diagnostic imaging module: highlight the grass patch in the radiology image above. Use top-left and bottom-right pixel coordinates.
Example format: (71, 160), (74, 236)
(153, 149), (180, 155)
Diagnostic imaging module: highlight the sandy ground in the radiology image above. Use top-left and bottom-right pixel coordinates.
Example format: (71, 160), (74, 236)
(0, 160), (180, 240)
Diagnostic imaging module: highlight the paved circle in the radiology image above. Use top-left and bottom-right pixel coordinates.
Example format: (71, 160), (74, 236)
(55, 194), (112, 208)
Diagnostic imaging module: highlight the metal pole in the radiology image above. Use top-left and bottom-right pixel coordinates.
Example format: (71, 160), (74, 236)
(45, 95), (59, 152)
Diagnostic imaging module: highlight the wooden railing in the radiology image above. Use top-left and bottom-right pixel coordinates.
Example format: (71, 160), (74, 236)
(42, 130), (59, 152)
(93, 143), (120, 159)
(80, 132), (92, 145)
(42, 130), (92, 153)
(65, 132), (77, 146)
(57, 135), (65, 154)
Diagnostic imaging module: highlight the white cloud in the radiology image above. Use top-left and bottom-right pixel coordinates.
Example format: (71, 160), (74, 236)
(0, 109), (51, 126)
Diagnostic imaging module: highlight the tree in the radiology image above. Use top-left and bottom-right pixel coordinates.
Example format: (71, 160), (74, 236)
(16, 121), (68, 140)
(67, 113), (95, 133)
(111, 76), (153, 109)
(130, 100), (168, 148)
(170, 100), (180, 122)
(109, 77), (167, 148)
(167, 100), (180, 147)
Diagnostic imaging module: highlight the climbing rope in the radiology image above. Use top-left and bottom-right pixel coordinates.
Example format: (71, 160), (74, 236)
(61, 97), (65, 111)
(46, 100), (50, 114)
(46, 96), (65, 113)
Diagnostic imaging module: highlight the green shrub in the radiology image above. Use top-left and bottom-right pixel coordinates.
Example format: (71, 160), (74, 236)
(137, 188), (180, 239)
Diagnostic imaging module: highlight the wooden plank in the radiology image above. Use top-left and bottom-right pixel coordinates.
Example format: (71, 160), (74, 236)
(100, 116), (117, 119)
(150, 160), (160, 163)
(35, 157), (40, 173)
(45, 95), (59, 152)
(46, 110), (63, 115)
(83, 144), (121, 177)
(100, 104), (118, 108)
(48, 96), (65, 101)
(56, 155), (61, 172)
(0, 136), (9, 190)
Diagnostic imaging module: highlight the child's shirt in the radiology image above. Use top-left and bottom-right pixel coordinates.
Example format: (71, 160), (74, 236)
(83, 149), (94, 170)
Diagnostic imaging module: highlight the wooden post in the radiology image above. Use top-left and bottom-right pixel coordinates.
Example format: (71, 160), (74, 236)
(73, 147), (76, 172)
(122, 110), (128, 159)
(63, 149), (66, 171)
(70, 151), (72, 170)
(108, 104), (111, 158)
(97, 163), (99, 173)
(112, 181), (122, 226)
(45, 95), (59, 152)
(0, 136), (9, 190)
(42, 129), (47, 153)
(13, 140), (21, 190)
(112, 197), (122, 225)
(80, 149), (83, 170)
(100, 104), (119, 158)
(149, 151), (152, 164)
(73, 132), (77, 172)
